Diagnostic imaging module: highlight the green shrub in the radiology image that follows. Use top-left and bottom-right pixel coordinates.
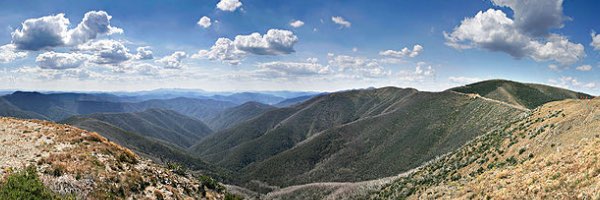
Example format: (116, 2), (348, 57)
(0, 166), (67, 200)
(166, 162), (187, 176)
(198, 175), (224, 192)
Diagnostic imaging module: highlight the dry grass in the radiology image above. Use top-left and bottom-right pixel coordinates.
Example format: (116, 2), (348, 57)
(0, 117), (226, 199)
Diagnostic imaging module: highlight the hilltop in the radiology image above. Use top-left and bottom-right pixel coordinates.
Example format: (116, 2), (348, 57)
(449, 79), (592, 109)
(0, 117), (230, 199)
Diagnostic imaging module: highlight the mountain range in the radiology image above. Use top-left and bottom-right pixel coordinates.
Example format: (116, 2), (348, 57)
(0, 79), (596, 199)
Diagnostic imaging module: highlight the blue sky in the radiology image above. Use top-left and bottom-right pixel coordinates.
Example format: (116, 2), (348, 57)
(0, 0), (598, 94)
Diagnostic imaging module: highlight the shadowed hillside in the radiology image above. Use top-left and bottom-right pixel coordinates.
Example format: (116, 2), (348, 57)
(206, 101), (277, 131)
(62, 109), (213, 148)
(190, 87), (526, 190)
(449, 79), (592, 109)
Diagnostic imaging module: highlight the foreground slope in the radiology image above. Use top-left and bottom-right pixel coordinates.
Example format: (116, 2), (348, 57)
(449, 79), (592, 109)
(0, 117), (226, 199)
(191, 87), (526, 189)
(375, 97), (600, 199)
(61, 109), (213, 148)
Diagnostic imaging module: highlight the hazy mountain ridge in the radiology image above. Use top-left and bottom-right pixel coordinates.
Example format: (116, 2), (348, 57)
(61, 109), (213, 148)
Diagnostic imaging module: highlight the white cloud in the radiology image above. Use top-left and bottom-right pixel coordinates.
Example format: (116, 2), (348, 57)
(549, 76), (596, 90)
(327, 54), (390, 78)
(114, 62), (160, 76)
(575, 64), (592, 71)
(67, 10), (123, 45)
(444, 8), (584, 65)
(352, 47), (358, 52)
(11, 11), (121, 51)
(193, 29), (298, 65)
(592, 31), (600, 51)
(76, 39), (133, 65)
(35, 51), (87, 69)
(491, 0), (566, 37)
(290, 20), (304, 28)
(398, 62), (435, 82)
(155, 51), (187, 69)
(233, 29), (298, 55)
(11, 13), (69, 50)
(216, 0), (242, 12)
(448, 76), (482, 84)
(331, 16), (351, 28)
(135, 46), (153, 60)
(379, 44), (423, 58)
(256, 61), (333, 78)
(0, 44), (28, 63)
(192, 38), (245, 65)
(197, 16), (212, 28)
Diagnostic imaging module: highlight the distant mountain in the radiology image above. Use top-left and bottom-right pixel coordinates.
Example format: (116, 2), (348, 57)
(0, 97), (49, 120)
(449, 79), (592, 109)
(128, 97), (236, 120)
(190, 86), (526, 189)
(61, 109), (213, 148)
(211, 92), (285, 105)
(205, 101), (277, 131)
(274, 94), (320, 108)
(0, 92), (237, 121)
(375, 97), (600, 199)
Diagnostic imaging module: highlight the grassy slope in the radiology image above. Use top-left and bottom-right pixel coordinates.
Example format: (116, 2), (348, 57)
(449, 79), (592, 109)
(61, 109), (213, 148)
(375, 98), (600, 199)
(205, 101), (277, 131)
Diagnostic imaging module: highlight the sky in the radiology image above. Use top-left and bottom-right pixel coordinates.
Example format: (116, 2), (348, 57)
(0, 0), (598, 94)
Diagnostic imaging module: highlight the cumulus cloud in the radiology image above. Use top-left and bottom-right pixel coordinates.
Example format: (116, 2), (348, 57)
(290, 20), (304, 28)
(216, 0), (242, 12)
(575, 64), (592, 71)
(135, 46), (153, 60)
(0, 44), (28, 63)
(35, 51), (87, 69)
(448, 76), (482, 84)
(11, 14), (70, 51)
(67, 11), (123, 45)
(76, 39), (133, 65)
(155, 51), (187, 69)
(193, 29), (298, 65)
(592, 31), (600, 51)
(192, 38), (245, 65)
(197, 16), (212, 28)
(491, 0), (566, 37)
(379, 45), (423, 58)
(444, 8), (584, 65)
(11, 11), (122, 51)
(331, 16), (351, 28)
(256, 60), (332, 77)
(328, 54), (390, 78)
(233, 29), (298, 55)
